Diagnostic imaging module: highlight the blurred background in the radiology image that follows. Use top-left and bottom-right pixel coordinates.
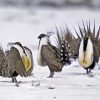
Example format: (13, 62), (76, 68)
(0, 0), (100, 49)
(0, 0), (100, 8)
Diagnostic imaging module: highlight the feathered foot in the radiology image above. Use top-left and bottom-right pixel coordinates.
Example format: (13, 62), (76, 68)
(12, 77), (19, 87)
(86, 69), (94, 77)
(49, 72), (54, 78)
(48, 71), (54, 78)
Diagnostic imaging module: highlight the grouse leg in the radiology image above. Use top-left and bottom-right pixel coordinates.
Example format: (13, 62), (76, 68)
(12, 77), (19, 87)
(86, 69), (93, 77)
(48, 70), (54, 78)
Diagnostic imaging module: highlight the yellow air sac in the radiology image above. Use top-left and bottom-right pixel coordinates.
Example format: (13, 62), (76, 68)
(22, 55), (31, 72)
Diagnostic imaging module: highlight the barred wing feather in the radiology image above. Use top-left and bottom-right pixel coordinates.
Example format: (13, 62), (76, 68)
(41, 45), (63, 72)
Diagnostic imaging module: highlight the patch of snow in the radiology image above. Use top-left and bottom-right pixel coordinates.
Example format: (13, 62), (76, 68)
(0, 7), (100, 100)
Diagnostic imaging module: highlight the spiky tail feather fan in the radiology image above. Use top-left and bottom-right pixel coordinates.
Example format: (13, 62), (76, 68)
(56, 22), (100, 69)
(0, 46), (8, 77)
(56, 28), (72, 65)
(76, 22), (100, 64)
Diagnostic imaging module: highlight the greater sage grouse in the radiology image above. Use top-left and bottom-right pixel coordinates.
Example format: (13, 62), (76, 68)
(37, 33), (69, 77)
(0, 42), (33, 86)
(61, 23), (100, 76)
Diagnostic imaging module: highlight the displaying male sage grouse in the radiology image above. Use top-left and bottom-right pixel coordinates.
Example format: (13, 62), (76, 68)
(0, 42), (33, 86)
(37, 33), (65, 77)
(62, 23), (100, 76)
(78, 23), (100, 76)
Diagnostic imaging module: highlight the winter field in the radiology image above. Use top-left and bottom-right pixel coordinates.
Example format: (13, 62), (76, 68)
(0, 7), (100, 100)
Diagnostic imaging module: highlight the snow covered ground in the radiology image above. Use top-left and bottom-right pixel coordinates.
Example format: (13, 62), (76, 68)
(0, 7), (100, 100)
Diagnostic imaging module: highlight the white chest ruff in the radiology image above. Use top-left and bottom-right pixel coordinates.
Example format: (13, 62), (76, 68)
(78, 39), (94, 68)
(37, 37), (48, 66)
(37, 51), (46, 66)
(12, 45), (25, 57)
